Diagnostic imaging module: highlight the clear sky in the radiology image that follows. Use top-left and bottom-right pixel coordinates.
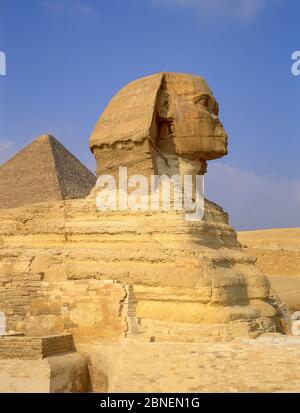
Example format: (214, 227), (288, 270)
(0, 0), (299, 230)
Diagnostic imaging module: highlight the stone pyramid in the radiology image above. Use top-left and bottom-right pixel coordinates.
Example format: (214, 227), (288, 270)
(0, 134), (96, 209)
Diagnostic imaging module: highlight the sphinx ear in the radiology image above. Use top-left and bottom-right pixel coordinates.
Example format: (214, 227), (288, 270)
(156, 90), (173, 121)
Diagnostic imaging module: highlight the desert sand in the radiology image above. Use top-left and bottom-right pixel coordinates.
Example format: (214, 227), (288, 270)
(238, 228), (300, 310)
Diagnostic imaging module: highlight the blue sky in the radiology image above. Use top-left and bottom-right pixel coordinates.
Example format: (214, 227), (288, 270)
(0, 0), (299, 229)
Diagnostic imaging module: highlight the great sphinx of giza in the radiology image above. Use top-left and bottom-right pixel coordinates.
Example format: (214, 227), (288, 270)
(88, 72), (284, 335)
(0, 73), (289, 389)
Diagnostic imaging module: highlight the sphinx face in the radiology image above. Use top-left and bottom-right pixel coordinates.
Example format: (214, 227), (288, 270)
(157, 77), (228, 165)
(172, 91), (228, 160)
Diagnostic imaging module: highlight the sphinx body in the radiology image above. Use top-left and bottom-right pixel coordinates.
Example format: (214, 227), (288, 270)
(0, 73), (285, 348)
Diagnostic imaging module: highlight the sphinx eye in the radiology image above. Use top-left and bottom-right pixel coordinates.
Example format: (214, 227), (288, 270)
(213, 100), (219, 116)
(195, 94), (211, 110)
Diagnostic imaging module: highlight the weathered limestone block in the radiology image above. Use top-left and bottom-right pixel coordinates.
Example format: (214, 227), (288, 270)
(0, 334), (75, 360)
(0, 333), (88, 393)
(0, 352), (88, 393)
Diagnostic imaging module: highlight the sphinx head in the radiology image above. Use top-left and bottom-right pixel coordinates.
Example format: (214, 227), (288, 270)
(89, 72), (228, 179)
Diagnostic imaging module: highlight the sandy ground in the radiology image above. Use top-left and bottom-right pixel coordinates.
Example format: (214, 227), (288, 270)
(238, 227), (300, 250)
(238, 228), (300, 310)
(268, 275), (300, 311)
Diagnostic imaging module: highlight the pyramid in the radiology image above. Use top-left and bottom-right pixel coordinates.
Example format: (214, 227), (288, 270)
(0, 134), (96, 209)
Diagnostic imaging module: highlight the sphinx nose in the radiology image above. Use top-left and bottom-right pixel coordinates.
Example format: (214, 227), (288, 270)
(216, 117), (224, 130)
(214, 117), (226, 134)
(211, 113), (223, 127)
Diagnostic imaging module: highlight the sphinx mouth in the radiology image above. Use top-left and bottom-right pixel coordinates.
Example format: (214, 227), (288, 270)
(212, 133), (228, 145)
(203, 134), (228, 142)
